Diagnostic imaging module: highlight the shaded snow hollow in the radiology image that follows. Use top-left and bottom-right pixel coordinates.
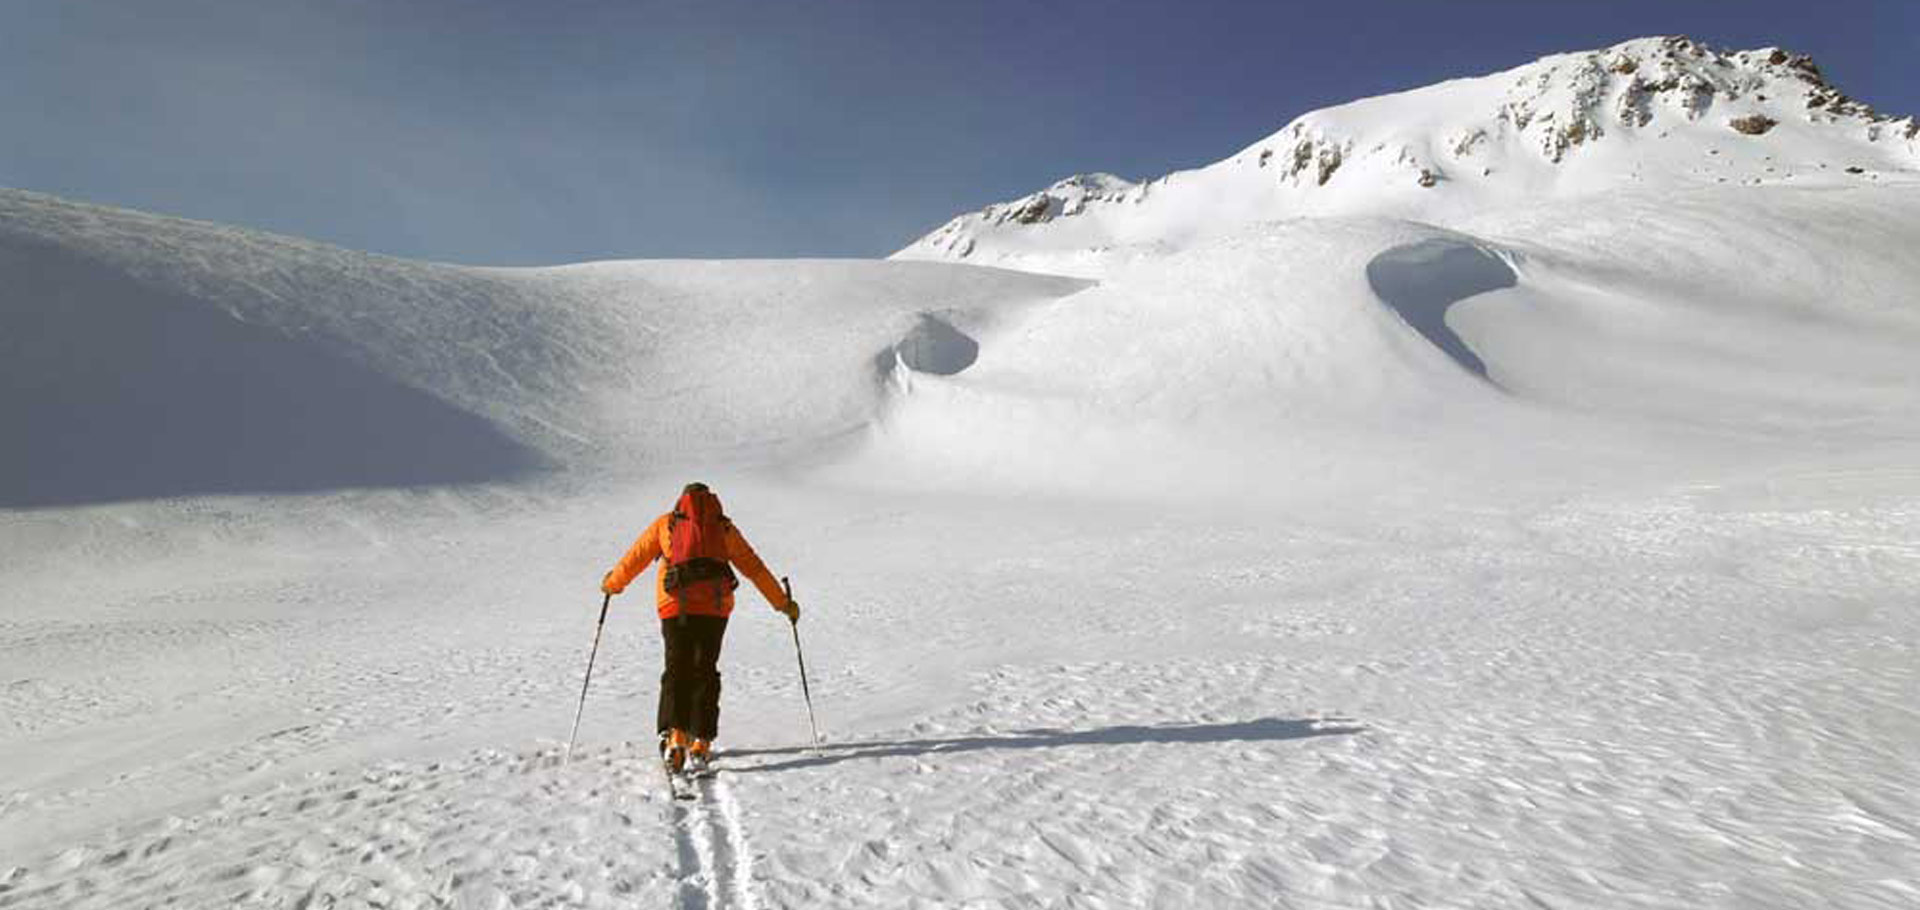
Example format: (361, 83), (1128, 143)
(1364, 239), (1518, 379)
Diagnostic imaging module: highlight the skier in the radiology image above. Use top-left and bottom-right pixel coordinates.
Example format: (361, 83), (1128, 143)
(600, 482), (798, 775)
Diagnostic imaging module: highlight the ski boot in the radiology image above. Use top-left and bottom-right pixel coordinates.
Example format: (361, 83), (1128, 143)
(688, 738), (713, 775)
(660, 728), (690, 775)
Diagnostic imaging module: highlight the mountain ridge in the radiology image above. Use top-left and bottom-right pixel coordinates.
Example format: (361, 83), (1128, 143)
(894, 36), (1920, 275)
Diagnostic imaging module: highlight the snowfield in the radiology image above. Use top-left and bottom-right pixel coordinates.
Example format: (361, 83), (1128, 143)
(5, 36), (1920, 910)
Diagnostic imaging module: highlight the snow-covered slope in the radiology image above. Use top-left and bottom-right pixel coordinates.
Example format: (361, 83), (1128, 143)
(896, 37), (1920, 276)
(857, 182), (1920, 505)
(5, 35), (1920, 910)
(0, 189), (1086, 507)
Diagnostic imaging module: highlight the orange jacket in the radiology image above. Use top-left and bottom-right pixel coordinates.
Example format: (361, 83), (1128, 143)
(602, 513), (785, 620)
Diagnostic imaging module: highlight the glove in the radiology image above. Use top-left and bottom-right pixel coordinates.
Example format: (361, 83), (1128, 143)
(778, 599), (800, 623)
(601, 572), (622, 596)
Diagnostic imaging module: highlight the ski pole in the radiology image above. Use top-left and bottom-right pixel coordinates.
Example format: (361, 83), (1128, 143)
(783, 577), (821, 746)
(563, 592), (613, 765)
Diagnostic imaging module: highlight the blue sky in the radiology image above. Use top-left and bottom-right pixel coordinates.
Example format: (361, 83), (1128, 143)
(4, 0), (1914, 265)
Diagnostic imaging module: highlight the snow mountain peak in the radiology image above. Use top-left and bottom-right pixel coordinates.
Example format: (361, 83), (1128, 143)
(896, 36), (1919, 275)
(994, 173), (1140, 228)
(1455, 36), (1905, 164)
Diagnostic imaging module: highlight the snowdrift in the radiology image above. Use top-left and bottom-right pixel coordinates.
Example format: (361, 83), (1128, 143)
(850, 183), (1920, 503)
(1456, 183), (1920, 429)
(0, 190), (1086, 507)
(0, 237), (545, 507)
(8, 181), (1918, 511)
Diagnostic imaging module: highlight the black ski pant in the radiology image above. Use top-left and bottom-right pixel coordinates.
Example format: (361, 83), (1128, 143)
(658, 614), (728, 741)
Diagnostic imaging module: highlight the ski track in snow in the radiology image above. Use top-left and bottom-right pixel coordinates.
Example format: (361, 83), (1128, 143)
(0, 741), (780, 910)
(665, 770), (763, 910)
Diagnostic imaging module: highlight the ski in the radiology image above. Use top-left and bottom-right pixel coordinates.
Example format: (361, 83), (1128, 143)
(661, 758), (696, 800)
(687, 751), (715, 779)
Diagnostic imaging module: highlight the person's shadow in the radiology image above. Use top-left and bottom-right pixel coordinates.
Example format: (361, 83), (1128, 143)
(723, 716), (1362, 774)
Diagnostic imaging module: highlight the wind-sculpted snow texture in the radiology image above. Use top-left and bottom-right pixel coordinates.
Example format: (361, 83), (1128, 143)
(6, 485), (1918, 908)
(6, 34), (1920, 910)
(852, 186), (1920, 504)
(0, 189), (1087, 506)
(1364, 239), (1516, 379)
(0, 239), (545, 506)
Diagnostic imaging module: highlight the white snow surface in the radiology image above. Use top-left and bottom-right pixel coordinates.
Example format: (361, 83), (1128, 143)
(6, 34), (1920, 910)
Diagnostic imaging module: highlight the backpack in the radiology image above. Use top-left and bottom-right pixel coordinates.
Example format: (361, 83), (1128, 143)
(662, 482), (737, 612)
